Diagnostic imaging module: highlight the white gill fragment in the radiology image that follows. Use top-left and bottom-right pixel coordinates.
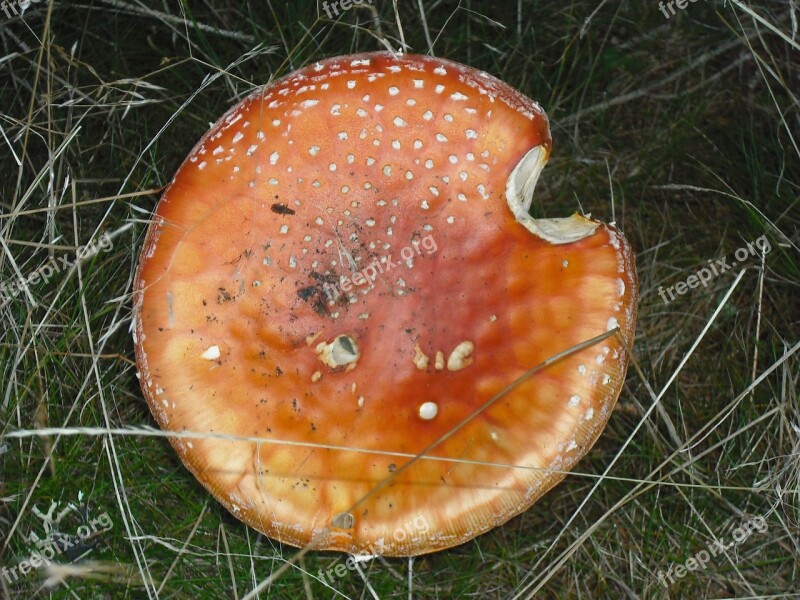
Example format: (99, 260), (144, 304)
(435, 351), (445, 370)
(505, 146), (599, 244)
(315, 335), (360, 370)
(413, 343), (429, 370)
(201, 345), (221, 360)
(447, 341), (474, 371)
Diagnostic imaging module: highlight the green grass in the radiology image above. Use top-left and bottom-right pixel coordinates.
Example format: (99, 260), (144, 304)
(1, 1), (798, 598)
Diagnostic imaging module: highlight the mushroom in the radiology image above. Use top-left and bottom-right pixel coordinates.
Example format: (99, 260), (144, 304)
(133, 51), (638, 556)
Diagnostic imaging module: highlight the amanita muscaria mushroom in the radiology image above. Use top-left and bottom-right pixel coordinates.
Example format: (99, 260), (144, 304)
(133, 51), (638, 556)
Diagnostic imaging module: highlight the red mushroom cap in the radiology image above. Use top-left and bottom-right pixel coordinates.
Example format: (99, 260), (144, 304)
(133, 51), (638, 556)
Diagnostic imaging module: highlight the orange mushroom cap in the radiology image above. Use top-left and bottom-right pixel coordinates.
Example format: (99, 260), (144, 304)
(133, 51), (638, 556)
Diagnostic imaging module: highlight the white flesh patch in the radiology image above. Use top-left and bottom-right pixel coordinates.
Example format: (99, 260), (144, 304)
(316, 335), (359, 369)
(505, 145), (599, 244)
(447, 341), (474, 371)
(413, 343), (429, 370)
(201, 345), (220, 360)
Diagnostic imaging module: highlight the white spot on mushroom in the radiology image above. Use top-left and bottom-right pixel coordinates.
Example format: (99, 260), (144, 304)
(435, 84), (445, 93)
(465, 128), (478, 139)
(436, 133), (448, 142)
(578, 364), (587, 375)
(413, 79), (424, 88)
(346, 80), (356, 89)
(422, 110), (434, 121)
(447, 341), (474, 371)
(584, 408), (595, 421)
(201, 345), (220, 360)
(568, 395), (581, 407)
(607, 317), (619, 331)
(450, 92), (468, 101)
(393, 116), (408, 127)
(418, 401), (438, 420)
(388, 86), (399, 96)
(596, 346), (610, 364)
(311, 371), (322, 382)
(435, 351), (445, 370)
(413, 344), (429, 370)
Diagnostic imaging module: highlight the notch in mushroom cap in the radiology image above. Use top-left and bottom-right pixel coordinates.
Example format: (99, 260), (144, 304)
(133, 51), (638, 556)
